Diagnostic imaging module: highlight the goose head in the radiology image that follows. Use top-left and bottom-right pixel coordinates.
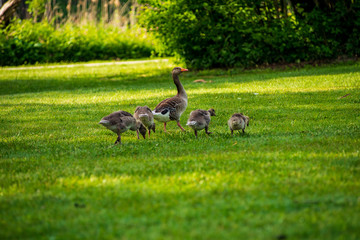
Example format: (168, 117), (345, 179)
(172, 67), (188, 76)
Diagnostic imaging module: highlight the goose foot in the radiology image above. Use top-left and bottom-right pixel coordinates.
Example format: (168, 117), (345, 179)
(205, 127), (212, 135)
(177, 122), (186, 131)
(115, 136), (121, 144)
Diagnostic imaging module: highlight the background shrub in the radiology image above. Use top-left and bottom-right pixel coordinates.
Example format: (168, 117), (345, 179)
(2, 0), (359, 67)
(0, 0), (163, 66)
(139, 0), (360, 69)
(0, 20), (157, 66)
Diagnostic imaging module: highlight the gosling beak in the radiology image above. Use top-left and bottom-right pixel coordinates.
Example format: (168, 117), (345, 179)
(181, 68), (189, 72)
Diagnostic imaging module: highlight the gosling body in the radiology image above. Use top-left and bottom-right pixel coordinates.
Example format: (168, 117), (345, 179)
(99, 110), (146, 144)
(186, 108), (216, 137)
(134, 106), (155, 137)
(228, 113), (249, 136)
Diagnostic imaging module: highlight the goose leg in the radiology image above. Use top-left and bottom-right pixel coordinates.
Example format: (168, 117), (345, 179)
(115, 132), (121, 144)
(148, 129), (151, 138)
(163, 122), (167, 132)
(231, 129), (234, 136)
(205, 126), (212, 135)
(136, 129), (140, 139)
(177, 121), (186, 131)
(194, 130), (198, 138)
(242, 129), (245, 134)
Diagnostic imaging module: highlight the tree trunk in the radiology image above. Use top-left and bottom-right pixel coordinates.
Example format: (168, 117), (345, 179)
(0, 0), (21, 25)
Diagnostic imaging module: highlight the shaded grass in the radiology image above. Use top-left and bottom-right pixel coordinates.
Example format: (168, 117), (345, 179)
(0, 60), (359, 239)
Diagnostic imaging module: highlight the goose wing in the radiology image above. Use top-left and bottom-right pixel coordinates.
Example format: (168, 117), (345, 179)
(154, 97), (181, 112)
(102, 111), (134, 125)
(196, 110), (211, 125)
(189, 110), (210, 125)
(117, 111), (133, 117)
(154, 96), (185, 121)
(195, 109), (209, 116)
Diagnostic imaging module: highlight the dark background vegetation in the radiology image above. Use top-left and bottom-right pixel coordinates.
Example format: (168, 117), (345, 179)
(0, 0), (359, 68)
(139, 0), (360, 68)
(0, 0), (156, 66)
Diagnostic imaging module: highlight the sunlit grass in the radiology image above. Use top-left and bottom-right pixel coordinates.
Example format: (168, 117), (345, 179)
(0, 59), (359, 239)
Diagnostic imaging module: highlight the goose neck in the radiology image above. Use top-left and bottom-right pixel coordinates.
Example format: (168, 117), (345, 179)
(173, 73), (187, 98)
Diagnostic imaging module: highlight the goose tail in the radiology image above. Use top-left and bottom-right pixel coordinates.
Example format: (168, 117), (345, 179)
(99, 120), (110, 126)
(152, 110), (170, 122)
(186, 121), (197, 126)
(152, 111), (161, 116)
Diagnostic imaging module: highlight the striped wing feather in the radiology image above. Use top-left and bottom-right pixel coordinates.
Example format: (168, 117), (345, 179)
(154, 97), (181, 112)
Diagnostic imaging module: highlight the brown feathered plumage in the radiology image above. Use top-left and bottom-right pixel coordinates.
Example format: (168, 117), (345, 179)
(228, 113), (249, 136)
(153, 67), (188, 132)
(186, 109), (216, 137)
(99, 110), (146, 144)
(134, 106), (155, 138)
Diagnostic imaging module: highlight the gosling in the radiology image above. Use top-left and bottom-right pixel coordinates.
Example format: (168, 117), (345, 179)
(134, 106), (156, 138)
(228, 113), (249, 136)
(186, 108), (216, 137)
(99, 110), (147, 144)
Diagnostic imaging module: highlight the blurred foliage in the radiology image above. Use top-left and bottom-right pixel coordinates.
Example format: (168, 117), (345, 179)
(25, 0), (46, 21)
(138, 0), (360, 69)
(0, 19), (157, 66)
(2, 0), (359, 67)
(0, 0), (162, 66)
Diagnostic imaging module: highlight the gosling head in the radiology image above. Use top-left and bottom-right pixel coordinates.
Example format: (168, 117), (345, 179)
(137, 122), (147, 139)
(135, 106), (152, 114)
(135, 106), (152, 121)
(208, 108), (216, 116)
(231, 118), (241, 127)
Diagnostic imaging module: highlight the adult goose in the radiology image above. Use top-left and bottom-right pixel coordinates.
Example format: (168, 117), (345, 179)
(228, 113), (249, 136)
(99, 110), (147, 144)
(152, 67), (188, 132)
(134, 106), (155, 138)
(186, 109), (216, 137)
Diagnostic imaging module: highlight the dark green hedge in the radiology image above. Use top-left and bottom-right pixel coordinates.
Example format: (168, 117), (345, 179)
(139, 0), (360, 69)
(0, 20), (157, 66)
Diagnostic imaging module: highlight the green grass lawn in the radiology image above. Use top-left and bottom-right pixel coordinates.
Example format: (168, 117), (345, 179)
(1, 59), (359, 239)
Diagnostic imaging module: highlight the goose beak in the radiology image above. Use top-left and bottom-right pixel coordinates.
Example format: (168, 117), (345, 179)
(181, 68), (188, 72)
